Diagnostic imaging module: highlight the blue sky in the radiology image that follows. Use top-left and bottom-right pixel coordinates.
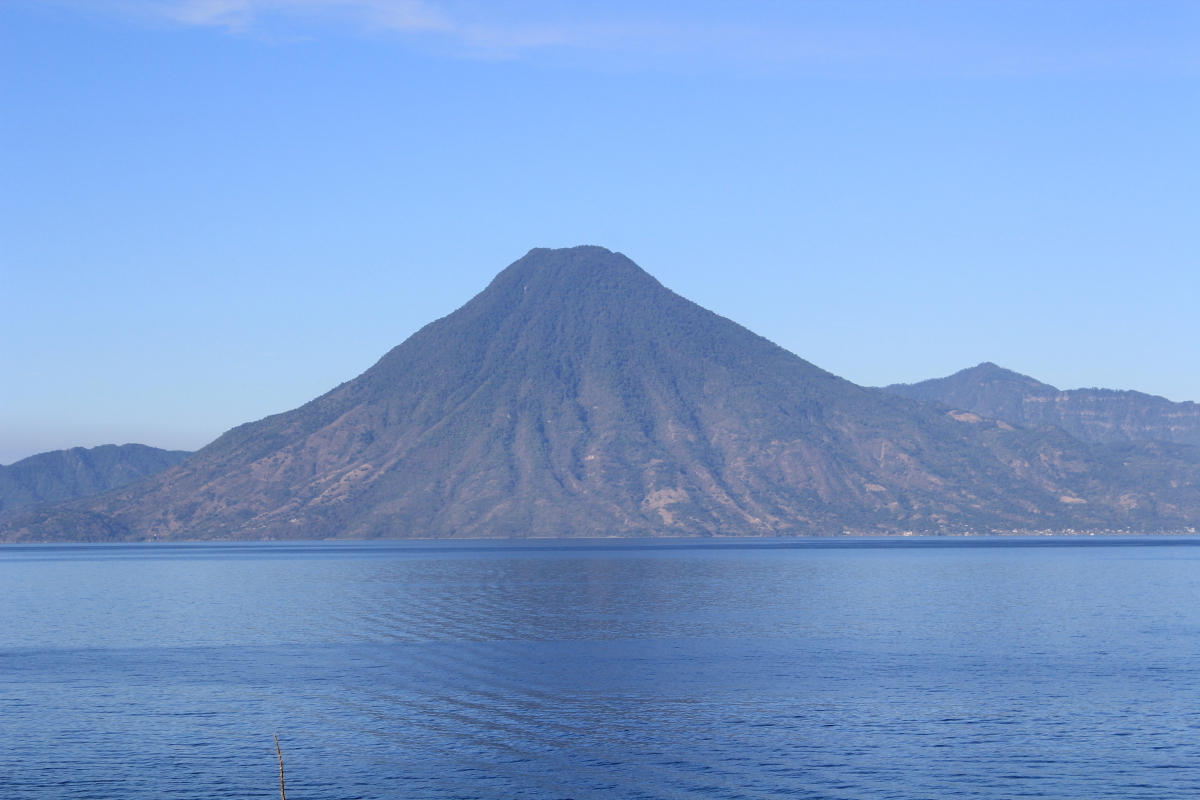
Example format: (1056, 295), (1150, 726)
(2, 0), (1198, 463)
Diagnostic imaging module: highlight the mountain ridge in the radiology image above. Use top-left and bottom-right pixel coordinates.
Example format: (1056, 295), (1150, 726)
(881, 363), (1200, 446)
(4, 247), (1199, 542)
(0, 444), (192, 515)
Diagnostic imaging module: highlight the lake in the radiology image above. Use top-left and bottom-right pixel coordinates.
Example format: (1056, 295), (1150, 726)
(1, 536), (1198, 799)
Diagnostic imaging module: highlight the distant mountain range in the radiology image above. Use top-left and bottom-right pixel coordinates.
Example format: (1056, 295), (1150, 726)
(0, 444), (191, 515)
(881, 363), (1200, 447)
(3, 247), (1198, 542)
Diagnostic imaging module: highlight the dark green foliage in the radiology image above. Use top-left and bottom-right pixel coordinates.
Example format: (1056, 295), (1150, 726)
(5, 247), (1200, 541)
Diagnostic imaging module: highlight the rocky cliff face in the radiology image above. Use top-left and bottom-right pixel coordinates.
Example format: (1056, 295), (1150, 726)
(5, 248), (1200, 542)
(0, 444), (192, 515)
(882, 363), (1200, 446)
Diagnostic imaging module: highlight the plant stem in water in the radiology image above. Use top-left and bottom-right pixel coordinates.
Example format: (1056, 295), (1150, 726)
(274, 733), (286, 800)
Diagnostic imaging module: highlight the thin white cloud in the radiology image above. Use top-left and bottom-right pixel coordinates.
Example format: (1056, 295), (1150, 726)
(27, 0), (1200, 76)
(98, 0), (452, 34)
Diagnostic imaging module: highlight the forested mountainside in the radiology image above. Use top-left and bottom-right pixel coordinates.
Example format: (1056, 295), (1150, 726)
(882, 362), (1200, 446)
(0, 444), (191, 515)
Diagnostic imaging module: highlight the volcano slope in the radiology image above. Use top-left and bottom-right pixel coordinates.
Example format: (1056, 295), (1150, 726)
(6, 246), (1200, 542)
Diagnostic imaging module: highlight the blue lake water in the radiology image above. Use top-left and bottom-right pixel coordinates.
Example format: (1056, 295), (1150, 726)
(1, 536), (1198, 799)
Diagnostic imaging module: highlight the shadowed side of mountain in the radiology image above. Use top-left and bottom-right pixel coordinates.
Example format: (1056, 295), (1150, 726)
(882, 363), (1200, 446)
(5, 248), (1200, 542)
(0, 444), (192, 515)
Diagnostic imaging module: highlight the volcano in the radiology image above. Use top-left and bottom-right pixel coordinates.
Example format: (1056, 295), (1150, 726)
(7, 246), (1200, 541)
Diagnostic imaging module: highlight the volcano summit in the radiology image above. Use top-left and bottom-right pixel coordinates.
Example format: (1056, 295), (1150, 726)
(6, 246), (1200, 542)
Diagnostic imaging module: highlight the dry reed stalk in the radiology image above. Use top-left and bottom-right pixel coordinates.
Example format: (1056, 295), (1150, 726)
(274, 733), (287, 800)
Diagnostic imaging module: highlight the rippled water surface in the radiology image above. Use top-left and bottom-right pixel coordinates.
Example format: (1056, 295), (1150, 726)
(2, 536), (1198, 799)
